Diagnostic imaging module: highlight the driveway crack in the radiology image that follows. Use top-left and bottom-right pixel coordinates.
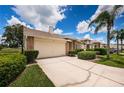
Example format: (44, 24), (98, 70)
(61, 71), (91, 87)
(59, 59), (92, 87)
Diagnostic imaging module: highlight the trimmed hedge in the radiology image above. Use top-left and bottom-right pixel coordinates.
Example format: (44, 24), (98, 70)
(67, 51), (76, 57)
(75, 49), (84, 54)
(94, 48), (107, 55)
(0, 53), (26, 86)
(78, 51), (96, 60)
(24, 50), (39, 63)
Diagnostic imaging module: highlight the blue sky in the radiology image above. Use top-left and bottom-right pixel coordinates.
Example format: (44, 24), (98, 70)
(0, 5), (124, 43)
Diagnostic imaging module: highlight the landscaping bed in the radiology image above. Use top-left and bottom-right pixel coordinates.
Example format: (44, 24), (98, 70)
(9, 64), (55, 87)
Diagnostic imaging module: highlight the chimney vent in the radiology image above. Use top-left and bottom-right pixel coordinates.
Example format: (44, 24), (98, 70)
(48, 26), (53, 33)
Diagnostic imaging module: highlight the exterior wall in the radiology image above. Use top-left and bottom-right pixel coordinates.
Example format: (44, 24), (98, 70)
(34, 37), (66, 58)
(66, 41), (73, 54)
(81, 40), (92, 49)
(75, 42), (81, 49)
(27, 36), (34, 50)
(92, 43), (100, 49)
(65, 40), (81, 54)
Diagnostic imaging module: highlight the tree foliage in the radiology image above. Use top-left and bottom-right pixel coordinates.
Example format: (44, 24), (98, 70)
(89, 5), (123, 58)
(2, 24), (23, 48)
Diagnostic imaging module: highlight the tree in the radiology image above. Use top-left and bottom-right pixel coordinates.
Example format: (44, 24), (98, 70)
(2, 24), (24, 53)
(119, 29), (124, 52)
(88, 5), (123, 59)
(110, 30), (119, 54)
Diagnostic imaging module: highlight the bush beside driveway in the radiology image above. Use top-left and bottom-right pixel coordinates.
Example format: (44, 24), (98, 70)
(0, 53), (26, 86)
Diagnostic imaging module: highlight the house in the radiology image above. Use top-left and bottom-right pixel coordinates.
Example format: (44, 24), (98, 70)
(23, 27), (80, 58)
(92, 40), (101, 48)
(80, 38), (106, 49)
(64, 37), (81, 54)
(80, 38), (92, 49)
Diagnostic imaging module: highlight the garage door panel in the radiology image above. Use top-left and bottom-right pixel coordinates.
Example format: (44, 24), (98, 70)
(34, 38), (66, 58)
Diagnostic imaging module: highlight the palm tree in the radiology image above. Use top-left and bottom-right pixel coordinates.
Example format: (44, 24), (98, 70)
(119, 29), (124, 52)
(89, 5), (123, 59)
(110, 30), (119, 54)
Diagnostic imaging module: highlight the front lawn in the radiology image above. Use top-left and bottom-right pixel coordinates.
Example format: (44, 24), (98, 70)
(9, 64), (55, 87)
(96, 54), (124, 68)
(0, 48), (21, 53)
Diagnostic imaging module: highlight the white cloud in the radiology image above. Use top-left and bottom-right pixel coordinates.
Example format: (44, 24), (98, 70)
(76, 20), (98, 34)
(90, 6), (114, 21)
(83, 34), (92, 40)
(53, 28), (63, 34)
(91, 5), (124, 21)
(76, 20), (90, 33)
(54, 28), (74, 35)
(12, 5), (66, 31)
(7, 16), (33, 29)
(63, 32), (73, 35)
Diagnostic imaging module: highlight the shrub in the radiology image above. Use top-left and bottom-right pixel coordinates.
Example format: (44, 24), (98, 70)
(24, 50), (39, 63)
(95, 51), (101, 55)
(78, 51), (96, 60)
(94, 48), (107, 55)
(0, 53), (26, 86)
(67, 51), (76, 57)
(75, 49), (84, 54)
(86, 49), (94, 51)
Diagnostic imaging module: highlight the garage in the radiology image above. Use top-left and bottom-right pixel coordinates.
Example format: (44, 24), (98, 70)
(23, 27), (78, 59)
(34, 37), (66, 58)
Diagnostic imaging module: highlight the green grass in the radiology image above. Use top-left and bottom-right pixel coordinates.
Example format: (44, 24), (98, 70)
(9, 64), (55, 87)
(0, 48), (21, 53)
(96, 54), (124, 68)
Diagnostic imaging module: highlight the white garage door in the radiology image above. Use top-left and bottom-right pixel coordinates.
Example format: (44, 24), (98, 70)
(34, 37), (66, 58)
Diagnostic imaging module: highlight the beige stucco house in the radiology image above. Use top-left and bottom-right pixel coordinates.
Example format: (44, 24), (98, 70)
(80, 38), (107, 49)
(23, 27), (80, 58)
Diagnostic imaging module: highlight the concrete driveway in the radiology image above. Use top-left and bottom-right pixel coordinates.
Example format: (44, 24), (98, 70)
(37, 56), (124, 87)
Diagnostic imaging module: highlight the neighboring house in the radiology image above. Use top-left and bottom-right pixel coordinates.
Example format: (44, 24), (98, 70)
(80, 38), (107, 49)
(80, 38), (92, 49)
(23, 27), (80, 58)
(64, 36), (81, 54)
(92, 40), (101, 49)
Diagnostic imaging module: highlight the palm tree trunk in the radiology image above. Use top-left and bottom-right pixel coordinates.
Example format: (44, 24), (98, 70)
(117, 38), (119, 55)
(122, 39), (123, 51)
(121, 38), (123, 52)
(107, 29), (110, 59)
(116, 31), (119, 55)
